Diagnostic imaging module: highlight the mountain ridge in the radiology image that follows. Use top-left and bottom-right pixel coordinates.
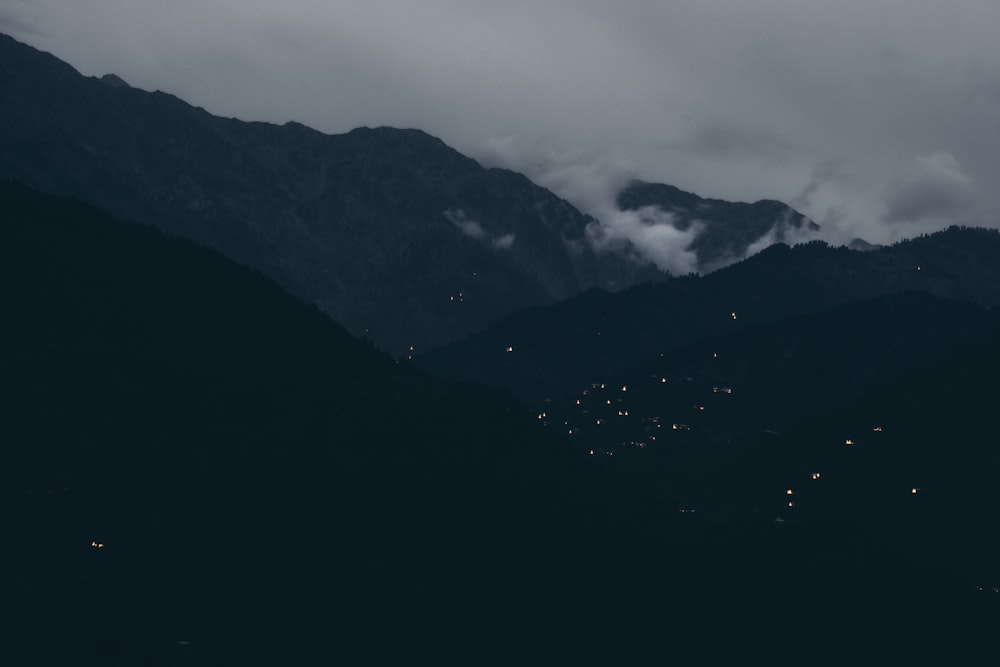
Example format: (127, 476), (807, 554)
(0, 32), (823, 354)
(0, 33), (666, 353)
(419, 226), (1000, 402)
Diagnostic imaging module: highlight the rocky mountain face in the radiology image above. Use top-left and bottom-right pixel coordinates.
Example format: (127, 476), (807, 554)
(616, 179), (820, 271)
(0, 33), (825, 354)
(0, 33), (670, 354)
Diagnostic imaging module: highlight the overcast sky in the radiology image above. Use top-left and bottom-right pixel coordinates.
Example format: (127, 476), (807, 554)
(4, 0), (1000, 251)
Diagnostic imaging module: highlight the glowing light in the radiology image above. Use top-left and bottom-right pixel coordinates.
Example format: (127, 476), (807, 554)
(91, 541), (105, 549)
(621, 385), (627, 392)
(811, 473), (821, 480)
(661, 377), (667, 383)
(845, 439), (854, 446)
(911, 487), (920, 494)
(872, 426), (883, 432)
(787, 501), (795, 508)
(589, 449), (595, 455)
(731, 312), (737, 320)
(506, 346), (514, 353)
(786, 489), (794, 495)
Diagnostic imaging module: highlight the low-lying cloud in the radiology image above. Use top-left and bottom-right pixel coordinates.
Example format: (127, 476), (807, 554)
(588, 207), (702, 276)
(444, 209), (487, 240)
(444, 209), (515, 251)
(478, 136), (700, 275)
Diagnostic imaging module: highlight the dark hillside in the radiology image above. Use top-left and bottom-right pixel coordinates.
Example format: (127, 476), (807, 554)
(0, 181), (612, 665)
(420, 229), (1000, 403)
(2, 181), (994, 664)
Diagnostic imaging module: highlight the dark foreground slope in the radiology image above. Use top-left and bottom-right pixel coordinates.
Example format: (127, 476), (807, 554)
(0, 182), (994, 665)
(0, 181), (613, 665)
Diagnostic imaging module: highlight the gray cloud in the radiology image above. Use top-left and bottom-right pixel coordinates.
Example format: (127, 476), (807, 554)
(0, 2), (44, 35)
(884, 152), (975, 225)
(444, 210), (488, 240)
(493, 233), (516, 250)
(476, 137), (700, 273)
(4, 1), (1000, 250)
(444, 209), (516, 251)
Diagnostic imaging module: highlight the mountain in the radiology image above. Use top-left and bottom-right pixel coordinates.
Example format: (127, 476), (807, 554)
(522, 291), (1000, 602)
(0, 33), (823, 355)
(419, 227), (1000, 403)
(0, 180), (652, 665)
(3, 181), (994, 664)
(0, 33), (669, 355)
(616, 179), (820, 270)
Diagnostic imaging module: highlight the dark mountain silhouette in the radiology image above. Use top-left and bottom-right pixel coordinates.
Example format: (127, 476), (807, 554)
(420, 227), (1000, 403)
(617, 179), (820, 270)
(3, 181), (994, 664)
(0, 32), (672, 355)
(0, 181), (651, 665)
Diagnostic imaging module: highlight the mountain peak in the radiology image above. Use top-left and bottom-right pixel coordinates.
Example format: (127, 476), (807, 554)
(98, 72), (130, 88)
(616, 179), (819, 271)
